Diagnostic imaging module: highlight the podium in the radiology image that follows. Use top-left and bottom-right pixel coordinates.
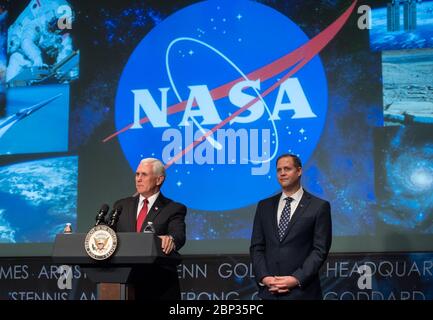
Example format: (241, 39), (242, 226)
(52, 232), (181, 300)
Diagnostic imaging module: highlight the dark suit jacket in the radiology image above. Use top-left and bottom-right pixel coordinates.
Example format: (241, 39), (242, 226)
(114, 193), (187, 300)
(250, 190), (332, 300)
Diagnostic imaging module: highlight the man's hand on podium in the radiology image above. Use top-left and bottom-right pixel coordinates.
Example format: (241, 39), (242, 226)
(158, 235), (175, 254)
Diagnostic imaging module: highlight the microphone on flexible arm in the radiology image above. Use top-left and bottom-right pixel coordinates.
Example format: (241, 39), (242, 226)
(108, 204), (123, 231)
(95, 204), (110, 226)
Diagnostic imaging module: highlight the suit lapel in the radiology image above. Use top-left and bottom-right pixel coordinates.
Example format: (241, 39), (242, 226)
(271, 193), (282, 242)
(280, 191), (311, 241)
(142, 193), (169, 228)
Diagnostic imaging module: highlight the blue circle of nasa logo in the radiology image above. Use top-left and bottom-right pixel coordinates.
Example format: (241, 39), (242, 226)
(115, 0), (327, 211)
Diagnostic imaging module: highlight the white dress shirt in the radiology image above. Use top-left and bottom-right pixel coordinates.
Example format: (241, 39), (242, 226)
(277, 187), (304, 224)
(136, 192), (160, 219)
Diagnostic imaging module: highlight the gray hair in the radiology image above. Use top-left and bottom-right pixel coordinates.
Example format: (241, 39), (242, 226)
(139, 158), (166, 177)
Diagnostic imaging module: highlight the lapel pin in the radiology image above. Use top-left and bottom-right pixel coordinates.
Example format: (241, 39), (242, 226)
(154, 206), (159, 211)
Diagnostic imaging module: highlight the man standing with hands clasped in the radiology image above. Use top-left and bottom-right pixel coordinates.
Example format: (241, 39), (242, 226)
(250, 154), (332, 300)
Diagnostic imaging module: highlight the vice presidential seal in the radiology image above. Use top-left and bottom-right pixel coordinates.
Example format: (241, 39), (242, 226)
(84, 225), (118, 260)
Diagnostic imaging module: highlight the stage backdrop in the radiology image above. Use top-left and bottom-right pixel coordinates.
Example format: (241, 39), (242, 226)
(1, 253), (433, 300)
(0, 0), (432, 256)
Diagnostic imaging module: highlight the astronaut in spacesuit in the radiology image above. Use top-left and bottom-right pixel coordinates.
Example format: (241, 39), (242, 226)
(6, 2), (74, 83)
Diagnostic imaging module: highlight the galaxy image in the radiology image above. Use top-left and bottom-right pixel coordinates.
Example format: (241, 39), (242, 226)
(376, 125), (433, 233)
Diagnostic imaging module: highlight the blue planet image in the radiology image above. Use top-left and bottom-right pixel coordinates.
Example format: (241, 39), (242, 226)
(370, 0), (433, 51)
(0, 156), (78, 243)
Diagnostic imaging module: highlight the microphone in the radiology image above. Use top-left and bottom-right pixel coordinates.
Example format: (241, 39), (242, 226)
(108, 205), (123, 230)
(95, 204), (110, 226)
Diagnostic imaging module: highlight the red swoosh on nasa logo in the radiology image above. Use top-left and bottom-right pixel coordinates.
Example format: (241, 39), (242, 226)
(163, 0), (357, 168)
(104, 0), (357, 169)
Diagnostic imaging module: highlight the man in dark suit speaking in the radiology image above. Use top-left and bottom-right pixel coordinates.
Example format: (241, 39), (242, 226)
(114, 158), (186, 300)
(250, 154), (332, 300)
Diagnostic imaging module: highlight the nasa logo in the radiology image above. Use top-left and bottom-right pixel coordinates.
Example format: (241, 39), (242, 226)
(114, 0), (354, 210)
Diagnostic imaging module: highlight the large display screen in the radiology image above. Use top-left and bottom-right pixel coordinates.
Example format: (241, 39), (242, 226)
(1, 0), (432, 256)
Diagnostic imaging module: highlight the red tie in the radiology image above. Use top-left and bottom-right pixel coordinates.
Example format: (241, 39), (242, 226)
(136, 199), (148, 232)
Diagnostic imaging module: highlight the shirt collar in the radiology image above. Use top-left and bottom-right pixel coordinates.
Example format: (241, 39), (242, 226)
(281, 187), (303, 202)
(139, 191), (160, 206)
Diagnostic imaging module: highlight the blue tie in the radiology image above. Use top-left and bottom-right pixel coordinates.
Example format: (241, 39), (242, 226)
(278, 197), (294, 241)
